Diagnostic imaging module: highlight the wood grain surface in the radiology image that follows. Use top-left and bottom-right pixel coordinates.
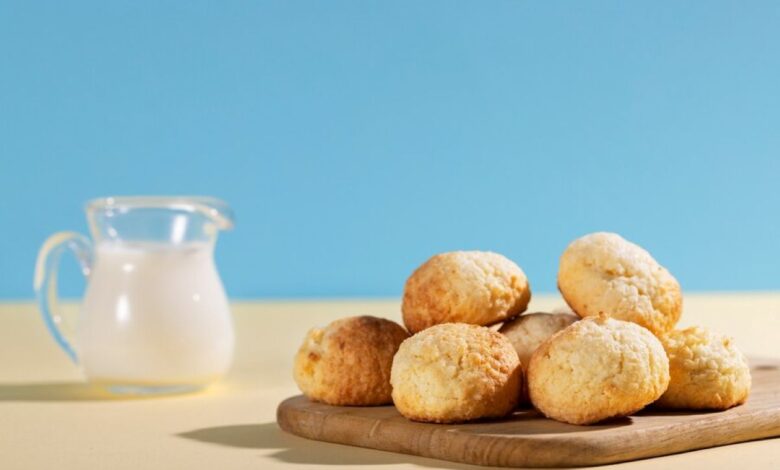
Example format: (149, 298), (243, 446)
(277, 357), (780, 468)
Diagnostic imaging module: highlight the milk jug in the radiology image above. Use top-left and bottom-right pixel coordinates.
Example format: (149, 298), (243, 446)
(34, 197), (235, 394)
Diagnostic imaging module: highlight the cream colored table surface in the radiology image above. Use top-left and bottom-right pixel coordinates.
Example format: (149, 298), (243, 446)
(1, 294), (780, 470)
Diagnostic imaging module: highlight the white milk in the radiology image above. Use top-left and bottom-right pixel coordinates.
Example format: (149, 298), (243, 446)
(78, 241), (234, 386)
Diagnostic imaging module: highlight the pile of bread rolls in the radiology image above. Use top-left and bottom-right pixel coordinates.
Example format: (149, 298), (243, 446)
(293, 232), (751, 425)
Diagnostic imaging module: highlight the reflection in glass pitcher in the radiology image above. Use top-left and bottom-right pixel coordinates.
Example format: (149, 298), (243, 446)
(34, 197), (235, 395)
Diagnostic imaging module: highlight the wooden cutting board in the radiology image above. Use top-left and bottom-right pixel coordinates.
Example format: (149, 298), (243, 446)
(277, 357), (780, 467)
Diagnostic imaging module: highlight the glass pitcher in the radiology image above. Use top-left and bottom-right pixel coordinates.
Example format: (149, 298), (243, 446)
(34, 196), (235, 394)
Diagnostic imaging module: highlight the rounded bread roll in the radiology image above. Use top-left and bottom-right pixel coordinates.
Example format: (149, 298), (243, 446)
(528, 316), (670, 425)
(391, 323), (522, 423)
(403, 251), (531, 333)
(558, 232), (682, 335)
(293, 315), (409, 405)
(656, 326), (751, 410)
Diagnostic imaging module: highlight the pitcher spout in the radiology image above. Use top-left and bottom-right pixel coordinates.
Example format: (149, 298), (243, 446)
(188, 197), (234, 231)
(85, 196), (234, 245)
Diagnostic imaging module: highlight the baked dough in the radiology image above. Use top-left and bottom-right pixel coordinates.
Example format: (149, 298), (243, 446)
(390, 323), (521, 423)
(558, 232), (682, 335)
(293, 316), (409, 405)
(402, 251), (531, 333)
(528, 316), (670, 425)
(499, 312), (579, 403)
(656, 326), (751, 410)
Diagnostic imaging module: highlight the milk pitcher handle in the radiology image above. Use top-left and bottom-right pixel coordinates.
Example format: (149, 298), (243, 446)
(34, 232), (93, 363)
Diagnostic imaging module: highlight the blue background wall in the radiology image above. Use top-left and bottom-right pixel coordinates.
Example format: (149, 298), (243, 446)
(1, 1), (779, 299)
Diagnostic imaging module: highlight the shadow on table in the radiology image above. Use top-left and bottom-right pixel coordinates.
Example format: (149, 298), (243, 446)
(178, 422), (480, 468)
(0, 381), (204, 401)
(0, 382), (123, 401)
